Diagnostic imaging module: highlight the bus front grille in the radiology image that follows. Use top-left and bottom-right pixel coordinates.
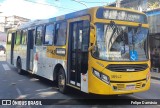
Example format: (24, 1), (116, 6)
(106, 64), (148, 72)
(114, 83), (142, 91)
(136, 82), (142, 89)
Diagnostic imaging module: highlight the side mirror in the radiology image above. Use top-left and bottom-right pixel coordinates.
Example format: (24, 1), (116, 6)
(88, 23), (96, 51)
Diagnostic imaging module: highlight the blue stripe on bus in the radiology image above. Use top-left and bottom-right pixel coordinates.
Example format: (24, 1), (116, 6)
(146, 10), (160, 16)
(49, 9), (88, 22)
(49, 17), (56, 22)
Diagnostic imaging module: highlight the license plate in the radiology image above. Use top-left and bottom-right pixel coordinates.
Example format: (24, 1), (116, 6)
(126, 85), (135, 90)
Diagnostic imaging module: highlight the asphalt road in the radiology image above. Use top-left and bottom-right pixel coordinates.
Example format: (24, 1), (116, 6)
(0, 55), (160, 108)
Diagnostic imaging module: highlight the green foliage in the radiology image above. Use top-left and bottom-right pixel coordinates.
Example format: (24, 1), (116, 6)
(148, 0), (160, 9)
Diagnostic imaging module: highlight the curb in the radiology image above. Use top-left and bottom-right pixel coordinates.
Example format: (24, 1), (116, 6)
(151, 76), (160, 80)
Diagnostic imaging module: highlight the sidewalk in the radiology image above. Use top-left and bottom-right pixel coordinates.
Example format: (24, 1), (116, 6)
(151, 71), (160, 80)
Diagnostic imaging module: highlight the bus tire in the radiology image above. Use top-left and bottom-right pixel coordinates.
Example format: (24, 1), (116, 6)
(58, 68), (68, 94)
(16, 58), (23, 75)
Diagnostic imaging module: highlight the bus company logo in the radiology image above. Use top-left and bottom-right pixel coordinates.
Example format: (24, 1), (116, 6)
(96, 62), (104, 67)
(47, 49), (55, 55)
(2, 100), (11, 105)
(126, 69), (135, 72)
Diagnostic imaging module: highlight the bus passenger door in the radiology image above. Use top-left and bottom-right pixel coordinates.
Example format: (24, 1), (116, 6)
(11, 33), (15, 65)
(27, 29), (34, 71)
(68, 20), (89, 87)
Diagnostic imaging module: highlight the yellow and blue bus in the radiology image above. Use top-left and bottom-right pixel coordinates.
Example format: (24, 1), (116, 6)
(6, 6), (150, 95)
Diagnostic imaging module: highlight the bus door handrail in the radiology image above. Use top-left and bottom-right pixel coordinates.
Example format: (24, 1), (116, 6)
(88, 23), (96, 51)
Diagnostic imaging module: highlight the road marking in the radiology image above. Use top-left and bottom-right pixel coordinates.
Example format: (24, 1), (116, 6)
(16, 87), (22, 96)
(36, 87), (53, 92)
(151, 79), (160, 84)
(129, 95), (143, 99)
(2, 64), (11, 71)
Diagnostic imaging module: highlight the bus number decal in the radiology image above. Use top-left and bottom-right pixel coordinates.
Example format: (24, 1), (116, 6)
(111, 75), (122, 79)
(47, 49), (55, 55)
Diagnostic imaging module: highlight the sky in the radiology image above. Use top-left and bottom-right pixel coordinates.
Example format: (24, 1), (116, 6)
(0, 0), (115, 20)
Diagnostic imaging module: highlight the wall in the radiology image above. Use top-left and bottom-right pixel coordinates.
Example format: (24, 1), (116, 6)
(147, 9), (160, 34)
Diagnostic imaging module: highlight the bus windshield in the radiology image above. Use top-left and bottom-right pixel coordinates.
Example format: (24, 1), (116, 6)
(92, 23), (149, 61)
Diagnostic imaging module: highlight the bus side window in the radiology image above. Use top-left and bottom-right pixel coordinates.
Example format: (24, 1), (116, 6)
(7, 33), (12, 44)
(54, 22), (67, 46)
(15, 31), (21, 45)
(44, 24), (54, 45)
(21, 30), (27, 45)
(35, 26), (43, 46)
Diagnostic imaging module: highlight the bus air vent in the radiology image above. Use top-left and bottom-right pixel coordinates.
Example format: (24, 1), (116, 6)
(117, 84), (125, 90)
(136, 82), (142, 89)
(106, 64), (148, 72)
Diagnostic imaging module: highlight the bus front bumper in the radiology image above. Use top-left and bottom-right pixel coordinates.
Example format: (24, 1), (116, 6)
(88, 72), (150, 95)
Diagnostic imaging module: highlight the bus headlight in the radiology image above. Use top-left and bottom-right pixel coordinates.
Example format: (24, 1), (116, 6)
(101, 74), (110, 84)
(93, 69), (110, 85)
(93, 69), (101, 78)
(146, 71), (150, 82)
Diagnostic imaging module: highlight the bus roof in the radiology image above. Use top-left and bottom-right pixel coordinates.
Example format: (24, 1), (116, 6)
(17, 6), (145, 30)
(18, 8), (90, 29)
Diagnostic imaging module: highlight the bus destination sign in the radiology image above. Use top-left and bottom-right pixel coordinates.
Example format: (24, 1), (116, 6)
(96, 8), (147, 24)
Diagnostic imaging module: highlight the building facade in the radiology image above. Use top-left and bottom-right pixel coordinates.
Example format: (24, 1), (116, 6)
(0, 15), (30, 33)
(108, 0), (148, 11)
(146, 9), (160, 69)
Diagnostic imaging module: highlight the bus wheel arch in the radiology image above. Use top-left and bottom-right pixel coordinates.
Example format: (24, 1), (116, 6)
(53, 64), (63, 81)
(53, 64), (68, 93)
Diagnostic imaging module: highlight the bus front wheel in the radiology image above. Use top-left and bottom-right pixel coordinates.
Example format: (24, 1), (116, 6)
(58, 68), (68, 94)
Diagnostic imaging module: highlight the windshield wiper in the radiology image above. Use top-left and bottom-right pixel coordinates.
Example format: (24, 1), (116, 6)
(107, 21), (124, 51)
(107, 21), (118, 50)
(131, 23), (142, 51)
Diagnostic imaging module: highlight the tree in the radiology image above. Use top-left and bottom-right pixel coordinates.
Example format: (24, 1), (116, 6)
(148, 0), (160, 9)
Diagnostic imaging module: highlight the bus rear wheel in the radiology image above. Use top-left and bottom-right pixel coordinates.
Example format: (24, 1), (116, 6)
(16, 58), (23, 74)
(58, 68), (68, 94)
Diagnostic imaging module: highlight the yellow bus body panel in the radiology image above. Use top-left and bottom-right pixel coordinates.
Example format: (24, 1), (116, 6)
(88, 53), (150, 95)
